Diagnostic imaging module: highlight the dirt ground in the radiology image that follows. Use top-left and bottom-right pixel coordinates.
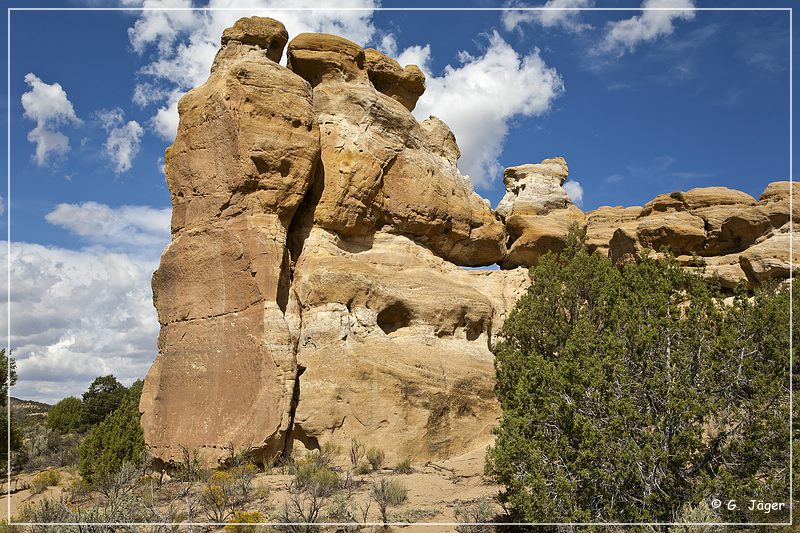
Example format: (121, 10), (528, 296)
(1, 445), (502, 531)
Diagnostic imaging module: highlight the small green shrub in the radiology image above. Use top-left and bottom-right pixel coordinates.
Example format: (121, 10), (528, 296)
(293, 456), (339, 497)
(29, 470), (61, 495)
(371, 478), (408, 525)
(366, 447), (385, 471)
(354, 461), (371, 475)
(65, 477), (91, 503)
(394, 458), (413, 474)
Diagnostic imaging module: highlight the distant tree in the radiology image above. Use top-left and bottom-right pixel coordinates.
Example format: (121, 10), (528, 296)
(0, 348), (16, 400)
(0, 349), (21, 475)
(78, 380), (145, 484)
(82, 374), (127, 426)
(487, 239), (790, 524)
(46, 396), (87, 434)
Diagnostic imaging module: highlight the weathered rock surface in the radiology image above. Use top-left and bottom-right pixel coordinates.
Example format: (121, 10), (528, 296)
(498, 158), (586, 268)
(141, 16), (796, 468)
(287, 32), (506, 267)
(288, 229), (527, 461)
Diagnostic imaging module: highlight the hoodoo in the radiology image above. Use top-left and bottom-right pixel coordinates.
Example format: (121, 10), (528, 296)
(140, 16), (798, 467)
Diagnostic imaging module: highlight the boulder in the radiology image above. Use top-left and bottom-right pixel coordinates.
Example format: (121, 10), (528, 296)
(740, 228), (799, 283)
(585, 205), (642, 257)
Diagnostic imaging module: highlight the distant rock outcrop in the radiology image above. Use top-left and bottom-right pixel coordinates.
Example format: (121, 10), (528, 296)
(140, 17), (796, 468)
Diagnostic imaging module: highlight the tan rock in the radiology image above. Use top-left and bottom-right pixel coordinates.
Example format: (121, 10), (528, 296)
(636, 211), (706, 255)
(496, 157), (571, 219)
(220, 16), (288, 62)
(364, 48), (425, 111)
(641, 186), (755, 216)
(299, 55), (505, 266)
(740, 230), (799, 283)
(585, 205), (642, 257)
(756, 181), (800, 228)
(287, 33), (367, 87)
(687, 253), (750, 290)
(141, 17), (319, 467)
(504, 205), (586, 268)
(609, 226), (641, 264)
(289, 229), (526, 461)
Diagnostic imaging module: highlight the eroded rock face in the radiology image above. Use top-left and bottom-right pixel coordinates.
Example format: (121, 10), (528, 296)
(142, 16), (796, 468)
(287, 32), (506, 267)
(289, 229), (527, 461)
(141, 18), (319, 467)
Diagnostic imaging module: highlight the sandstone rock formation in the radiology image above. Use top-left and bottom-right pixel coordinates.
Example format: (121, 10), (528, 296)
(497, 158), (586, 268)
(141, 16), (796, 468)
(141, 17), (519, 467)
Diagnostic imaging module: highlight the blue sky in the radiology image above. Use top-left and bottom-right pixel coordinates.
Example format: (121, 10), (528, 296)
(1, 0), (795, 402)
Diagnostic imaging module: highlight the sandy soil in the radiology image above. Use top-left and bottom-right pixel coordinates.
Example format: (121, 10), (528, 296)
(1, 445), (502, 531)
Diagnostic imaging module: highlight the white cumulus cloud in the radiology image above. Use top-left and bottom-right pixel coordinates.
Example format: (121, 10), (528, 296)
(601, 0), (695, 55)
(3, 203), (171, 402)
(502, 0), (594, 33)
(127, 0), (379, 141)
(97, 109), (145, 174)
(21, 73), (81, 166)
(410, 32), (564, 188)
(45, 202), (171, 253)
(564, 180), (584, 207)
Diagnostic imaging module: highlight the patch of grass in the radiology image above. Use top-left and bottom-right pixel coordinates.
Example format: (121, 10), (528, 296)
(394, 458), (413, 474)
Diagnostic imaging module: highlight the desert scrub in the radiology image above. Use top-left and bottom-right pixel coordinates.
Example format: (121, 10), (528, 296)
(394, 458), (413, 474)
(65, 477), (91, 503)
(354, 461), (371, 475)
(203, 471), (237, 522)
(20, 497), (72, 528)
(349, 438), (364, 470)
(226, 510), (264, 531)
(29, 469), (61, 495)
(454, 499), (496, 532)
(293, 456), (339, 497)
(366, 447), (385, 471)
(371, 478), (408, 525)
(231, 463), (258, 502)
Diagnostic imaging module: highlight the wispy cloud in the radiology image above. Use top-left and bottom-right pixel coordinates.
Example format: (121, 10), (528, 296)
(96, 109), (144, 174)
(605, 156), (714, 188)
(21, 73), (81, 166)
(502, 0), (594, 33)
(736, 23), (789, 74)
(600, 0), (695, 56)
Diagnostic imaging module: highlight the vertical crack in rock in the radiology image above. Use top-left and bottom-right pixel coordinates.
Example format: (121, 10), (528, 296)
(281, 364), (307, 458)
